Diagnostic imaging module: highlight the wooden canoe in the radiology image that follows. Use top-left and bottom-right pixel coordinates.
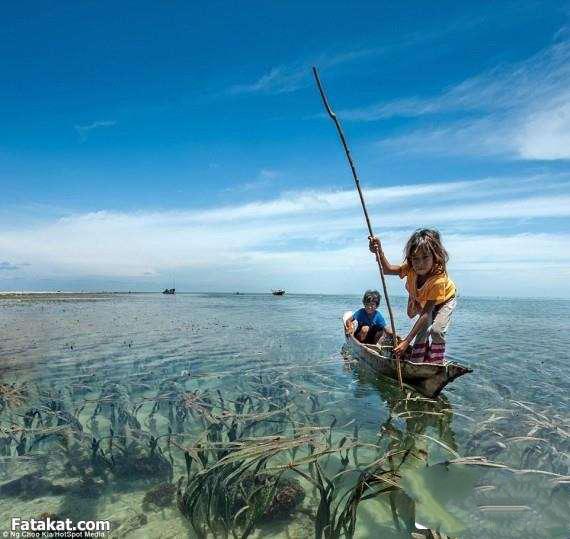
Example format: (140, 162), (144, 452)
(342, 312), (472, 398)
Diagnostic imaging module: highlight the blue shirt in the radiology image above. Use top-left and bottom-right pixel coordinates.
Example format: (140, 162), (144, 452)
(353, 308), (386, 332)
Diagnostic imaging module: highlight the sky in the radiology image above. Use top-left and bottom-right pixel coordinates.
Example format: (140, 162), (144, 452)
(1, 1), (570, 298)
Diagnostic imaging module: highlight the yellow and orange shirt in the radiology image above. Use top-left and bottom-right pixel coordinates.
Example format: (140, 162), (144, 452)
(399, 262), (456, 308)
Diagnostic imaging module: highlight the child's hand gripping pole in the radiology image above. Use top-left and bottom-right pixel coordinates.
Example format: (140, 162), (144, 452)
(368, 237), (404, 379)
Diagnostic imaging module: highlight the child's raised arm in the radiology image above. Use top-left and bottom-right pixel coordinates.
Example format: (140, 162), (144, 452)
(368, 236), (402, 275)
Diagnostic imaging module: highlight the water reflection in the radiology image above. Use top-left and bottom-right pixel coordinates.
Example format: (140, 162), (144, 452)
(343, 352), (467, 537)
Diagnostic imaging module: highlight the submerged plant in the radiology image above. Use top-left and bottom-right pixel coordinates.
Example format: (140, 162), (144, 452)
(5, 350), (561, 539)
(177, 442), (305, 538)
(0, 383), (27, 411)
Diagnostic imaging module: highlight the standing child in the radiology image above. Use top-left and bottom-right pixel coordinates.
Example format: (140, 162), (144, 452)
(369, 229), (456, 364)
(344, 289), (393, 344)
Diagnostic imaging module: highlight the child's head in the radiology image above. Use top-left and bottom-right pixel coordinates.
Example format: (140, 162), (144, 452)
(404, 228), (448, 276)
(362, 289), (381, 314)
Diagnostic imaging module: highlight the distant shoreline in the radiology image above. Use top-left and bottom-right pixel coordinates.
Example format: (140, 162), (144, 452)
(0, 292), (126, 300)
(0, 291), (568, 302)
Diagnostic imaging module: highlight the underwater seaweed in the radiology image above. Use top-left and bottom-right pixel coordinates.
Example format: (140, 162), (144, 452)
(0, 382), (28, 411)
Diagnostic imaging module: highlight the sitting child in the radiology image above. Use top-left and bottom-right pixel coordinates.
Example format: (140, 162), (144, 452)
(345, 289), (392, 344)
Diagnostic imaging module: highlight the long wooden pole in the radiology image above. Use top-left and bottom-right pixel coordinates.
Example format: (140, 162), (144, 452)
(312, 66), (403, 390)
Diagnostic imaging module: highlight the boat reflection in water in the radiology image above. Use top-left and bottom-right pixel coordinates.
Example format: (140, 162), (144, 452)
(341, 347), (474, 537)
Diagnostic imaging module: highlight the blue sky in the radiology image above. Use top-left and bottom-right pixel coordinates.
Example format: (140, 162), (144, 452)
(1, 1), (570, 297)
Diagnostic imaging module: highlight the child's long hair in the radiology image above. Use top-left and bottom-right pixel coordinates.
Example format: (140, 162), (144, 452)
(404, 228), (449, 275)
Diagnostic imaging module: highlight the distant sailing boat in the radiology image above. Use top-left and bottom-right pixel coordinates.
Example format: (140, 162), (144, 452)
(272, 289), (285, 296)
(162, 276), (176, 295)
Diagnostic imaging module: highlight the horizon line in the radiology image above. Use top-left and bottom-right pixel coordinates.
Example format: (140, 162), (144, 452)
(1, 290), (568, 301)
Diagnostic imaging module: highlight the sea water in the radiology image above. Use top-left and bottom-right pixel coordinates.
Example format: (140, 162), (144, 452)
(0, 293), (568, 538)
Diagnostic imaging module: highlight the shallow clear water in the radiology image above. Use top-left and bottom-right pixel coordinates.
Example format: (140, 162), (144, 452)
(0, 293), (568, 538)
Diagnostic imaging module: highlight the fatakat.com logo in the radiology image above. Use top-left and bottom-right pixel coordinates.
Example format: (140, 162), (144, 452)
(5, 517), (110, 538)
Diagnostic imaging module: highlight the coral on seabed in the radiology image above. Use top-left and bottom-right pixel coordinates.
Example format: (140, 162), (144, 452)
(265, 477), (306, 519)
(142, 482), (177, 511)
(112, 513), (148, 537)
(229, 473), (305, 521)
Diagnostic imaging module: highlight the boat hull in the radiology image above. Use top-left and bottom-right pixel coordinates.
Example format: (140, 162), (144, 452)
(342, 312), (471, 398)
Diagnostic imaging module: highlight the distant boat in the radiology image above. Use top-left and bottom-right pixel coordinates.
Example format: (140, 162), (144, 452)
(163, 276), (176, 295)
(272, 289), (285, 296)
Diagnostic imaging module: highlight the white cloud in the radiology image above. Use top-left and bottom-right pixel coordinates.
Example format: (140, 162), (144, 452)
(75, 120), (117, 141)
(229, 65), (305, 95)
(342, 41), (570, 119)
(0, 261), (22, 271)
(260, 168), (279, 179)
(228, 49), (380, 95)
(516, 101), (570, 159)
(1, 176), (569, 297)
(189, 178), (502, 224)
(375, 117), (511, 158)
(344, 37), (570, 160)
(227, 16), (489, 97)
(223, 168), (281, 193)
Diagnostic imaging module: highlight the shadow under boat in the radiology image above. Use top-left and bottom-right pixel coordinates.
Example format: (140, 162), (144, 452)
(342, 311), (472, 399)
